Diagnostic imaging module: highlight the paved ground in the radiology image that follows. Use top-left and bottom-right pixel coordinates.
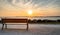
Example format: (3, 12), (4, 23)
(0, 24), (60, 35)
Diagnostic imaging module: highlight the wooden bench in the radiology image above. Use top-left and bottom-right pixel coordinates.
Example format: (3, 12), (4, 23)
(1, 18), (28, 30)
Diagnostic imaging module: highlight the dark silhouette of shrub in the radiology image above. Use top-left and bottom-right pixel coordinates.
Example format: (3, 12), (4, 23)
(0, 20), (1, 23)
(32, 19), (37, 23)
(28, 19), (32, 23)
(42, 19), (48, 23)
(37, 19), (42, 23)
(41, 19), (57, 24)
(57, 19), (60, 22)
(46, 20), (57, 24)
(0, 20), (2, 24)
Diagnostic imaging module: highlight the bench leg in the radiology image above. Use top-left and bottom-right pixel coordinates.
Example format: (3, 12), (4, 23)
(2, 24), (4, 30)
(26, 23), (28, 31)
(5, 24), (7, 29)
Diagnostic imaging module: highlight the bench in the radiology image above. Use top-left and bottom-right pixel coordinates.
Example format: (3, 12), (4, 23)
(1, 18), (28, 30)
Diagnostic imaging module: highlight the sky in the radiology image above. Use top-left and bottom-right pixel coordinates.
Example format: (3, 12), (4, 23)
(0, 0), (60, 17)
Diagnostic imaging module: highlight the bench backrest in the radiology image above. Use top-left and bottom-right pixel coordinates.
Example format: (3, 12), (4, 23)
(2, 18), (28, 23)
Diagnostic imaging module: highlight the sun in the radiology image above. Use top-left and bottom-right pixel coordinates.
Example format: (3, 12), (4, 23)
(27, 10), (33, 15)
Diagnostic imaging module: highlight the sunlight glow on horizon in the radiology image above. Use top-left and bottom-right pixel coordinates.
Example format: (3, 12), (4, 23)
(27, 10), (33, 15)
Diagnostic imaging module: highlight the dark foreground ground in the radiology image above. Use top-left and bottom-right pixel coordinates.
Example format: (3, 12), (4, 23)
(0, 24), (60, 35)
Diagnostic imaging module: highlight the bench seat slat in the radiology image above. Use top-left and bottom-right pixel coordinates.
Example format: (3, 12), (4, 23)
(2, 19), (28, 23)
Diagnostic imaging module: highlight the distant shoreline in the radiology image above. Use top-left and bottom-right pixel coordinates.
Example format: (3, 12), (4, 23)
(0, 16), (60, 20)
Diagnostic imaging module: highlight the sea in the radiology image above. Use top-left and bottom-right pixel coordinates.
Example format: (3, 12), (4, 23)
(0, 16), (60, 20)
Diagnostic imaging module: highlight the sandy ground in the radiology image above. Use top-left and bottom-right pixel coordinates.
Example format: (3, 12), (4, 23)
(0, 24), (60, 35)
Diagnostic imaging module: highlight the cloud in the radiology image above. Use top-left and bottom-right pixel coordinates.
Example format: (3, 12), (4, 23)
(0, 0), (60, 16)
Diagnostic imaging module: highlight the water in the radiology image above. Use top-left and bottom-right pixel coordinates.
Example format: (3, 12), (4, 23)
(0, 16), (60, 20)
